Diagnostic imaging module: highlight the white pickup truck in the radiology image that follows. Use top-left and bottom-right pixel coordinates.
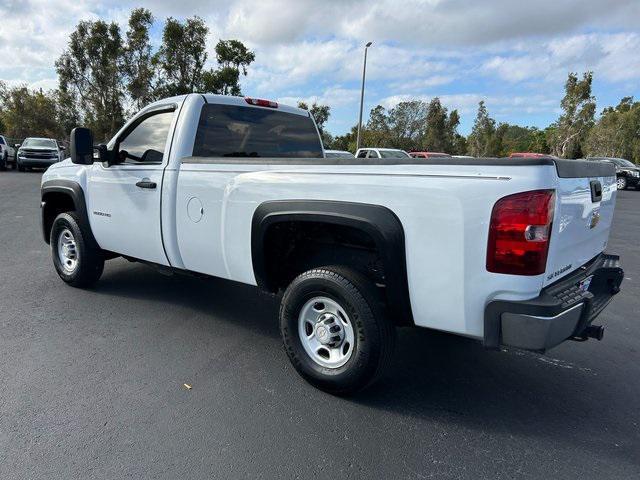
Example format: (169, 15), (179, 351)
(41, 94), (624, 394)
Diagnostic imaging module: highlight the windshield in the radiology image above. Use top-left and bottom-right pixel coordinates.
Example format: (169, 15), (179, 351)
(22, 138), (57, 148)
(193, 104), (323, 158)
(380, 149), (410, 158)
(612, 158), (636, 168)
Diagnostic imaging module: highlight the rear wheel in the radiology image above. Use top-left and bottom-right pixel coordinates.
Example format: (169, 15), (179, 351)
(50, 212), (104, 287)
(280, 266), (395, 395)
(617, 177), (627, 190)
(0, 152), (6, 171)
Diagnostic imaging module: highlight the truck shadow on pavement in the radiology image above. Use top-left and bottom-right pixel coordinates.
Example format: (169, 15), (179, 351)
(94, 260), (638, 468)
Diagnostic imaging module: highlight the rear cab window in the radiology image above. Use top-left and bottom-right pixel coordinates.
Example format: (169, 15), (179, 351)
(193, 104), (323, 158)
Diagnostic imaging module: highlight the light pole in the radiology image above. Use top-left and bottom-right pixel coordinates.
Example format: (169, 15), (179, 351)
(356, 41), (372, 151)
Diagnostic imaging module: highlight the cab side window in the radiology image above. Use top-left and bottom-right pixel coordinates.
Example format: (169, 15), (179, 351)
(357, 150), (368, 158)
(367, 150), (380, 159)
(117, 110), (175, 164)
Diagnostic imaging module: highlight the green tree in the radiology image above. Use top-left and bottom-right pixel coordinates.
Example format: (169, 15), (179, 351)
(124, 8), (155, 111)
(468, 101), (499, 157)
(297, 101), (332, 147)
(422, 97), (447, 151)
(551, 72), (596, 158)
(55, 86), (80, 137)
(153, 16), (209, 97)
(421, 97), (462, 153)
(0, 85), (62, 139)
(586, 97), (640, 163)
(56, 19), (125, 141)
(201, 40), (255, 96)
(492, 124), (550, 156)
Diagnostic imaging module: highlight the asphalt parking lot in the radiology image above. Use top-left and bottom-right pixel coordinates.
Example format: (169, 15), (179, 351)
(0, 169), (638, 479)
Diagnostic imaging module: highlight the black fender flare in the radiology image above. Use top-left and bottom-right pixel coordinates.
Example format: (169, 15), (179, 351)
(41, 179), (97, 247)
(251, 200), (414, 326)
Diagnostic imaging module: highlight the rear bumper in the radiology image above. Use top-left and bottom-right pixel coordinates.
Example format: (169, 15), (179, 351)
(484, 253), (624, 352)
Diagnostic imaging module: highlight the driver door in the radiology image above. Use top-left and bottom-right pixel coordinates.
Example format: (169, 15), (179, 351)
(86, 106), (176, 265)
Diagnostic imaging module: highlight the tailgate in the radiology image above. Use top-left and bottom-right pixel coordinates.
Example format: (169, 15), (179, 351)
(543, 162), (617, 287)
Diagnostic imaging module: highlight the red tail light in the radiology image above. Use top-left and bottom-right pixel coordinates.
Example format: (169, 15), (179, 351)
(486, 189), (555, 275)
(245, 97), (278, 108)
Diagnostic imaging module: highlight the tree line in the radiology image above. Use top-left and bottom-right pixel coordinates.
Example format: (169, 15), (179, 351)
(0, 8), (255, 142)
(327, 72), (639, 163)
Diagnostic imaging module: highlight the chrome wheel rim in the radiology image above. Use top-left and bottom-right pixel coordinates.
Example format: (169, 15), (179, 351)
(617, 178), (625, 189)
(298, 296), (355, 369)
(57, 228), (78, 273)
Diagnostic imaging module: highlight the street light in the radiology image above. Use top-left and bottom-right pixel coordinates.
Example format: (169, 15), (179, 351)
(356, 41), (373, 151)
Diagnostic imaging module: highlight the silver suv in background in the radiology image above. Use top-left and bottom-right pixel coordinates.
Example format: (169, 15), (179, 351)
(16, 138), (64, 172)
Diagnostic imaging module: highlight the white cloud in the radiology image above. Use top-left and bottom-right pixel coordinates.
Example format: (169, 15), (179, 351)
(278, 86), (361, 109)
(483, 32), (640, 84)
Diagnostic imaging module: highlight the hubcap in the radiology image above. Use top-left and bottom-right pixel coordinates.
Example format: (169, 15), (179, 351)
(298, 296), (355, 369)
(617, 178), (625, 189)
(57, 228), (78, 273)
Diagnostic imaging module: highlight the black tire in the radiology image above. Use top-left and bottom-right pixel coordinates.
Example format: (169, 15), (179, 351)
(280, 266), (395, 395)
(17, 161), (25, 172)
(50, 212), (104, 287)
(0, 152), (6, 171)
(617, 177), (627, 190)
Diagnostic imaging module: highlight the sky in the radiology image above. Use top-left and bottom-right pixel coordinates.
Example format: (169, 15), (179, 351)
(0, 0), (639, 135)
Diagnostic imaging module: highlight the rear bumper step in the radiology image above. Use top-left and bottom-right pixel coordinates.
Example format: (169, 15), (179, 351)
(484, 253), (624, 352)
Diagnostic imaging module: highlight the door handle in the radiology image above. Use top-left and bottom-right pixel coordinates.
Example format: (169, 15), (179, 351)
(136, 178), (157, 189)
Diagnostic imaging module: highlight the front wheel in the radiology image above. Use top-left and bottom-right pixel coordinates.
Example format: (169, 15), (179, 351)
(617, 177), (627, 190)
(17, 161), (25, 172)
(50, 212), (104, 287)
(0, 152), (6, 171)
(280, 266), (395, 395)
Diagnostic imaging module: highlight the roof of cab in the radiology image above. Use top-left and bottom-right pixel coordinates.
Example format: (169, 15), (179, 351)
(201, 94), (309, 116)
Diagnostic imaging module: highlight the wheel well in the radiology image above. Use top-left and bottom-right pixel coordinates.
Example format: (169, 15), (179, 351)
(262, 220), (387, 296)
(42, 192), (76, 244)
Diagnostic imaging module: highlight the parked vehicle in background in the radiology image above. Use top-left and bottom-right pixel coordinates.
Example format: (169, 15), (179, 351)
(41, 94), (623, 394)
(587, 157), (639, 190)
(0, 135), (16, 170)
(409, 151), (452, 159)
(355, 148), (410, 159)
(16, 138), (64, 172)
(324, 149), (355, 159)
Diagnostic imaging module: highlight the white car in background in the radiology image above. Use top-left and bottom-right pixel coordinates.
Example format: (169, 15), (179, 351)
(0, 135), (16, 170)
(324, 149), (355, 159)
(355, 147), (410, 159)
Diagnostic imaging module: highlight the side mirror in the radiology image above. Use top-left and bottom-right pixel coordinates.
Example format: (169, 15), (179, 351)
(70, 127), (94, 165)
(60, 145), (66, 151)
(14, 144), (20, 149)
